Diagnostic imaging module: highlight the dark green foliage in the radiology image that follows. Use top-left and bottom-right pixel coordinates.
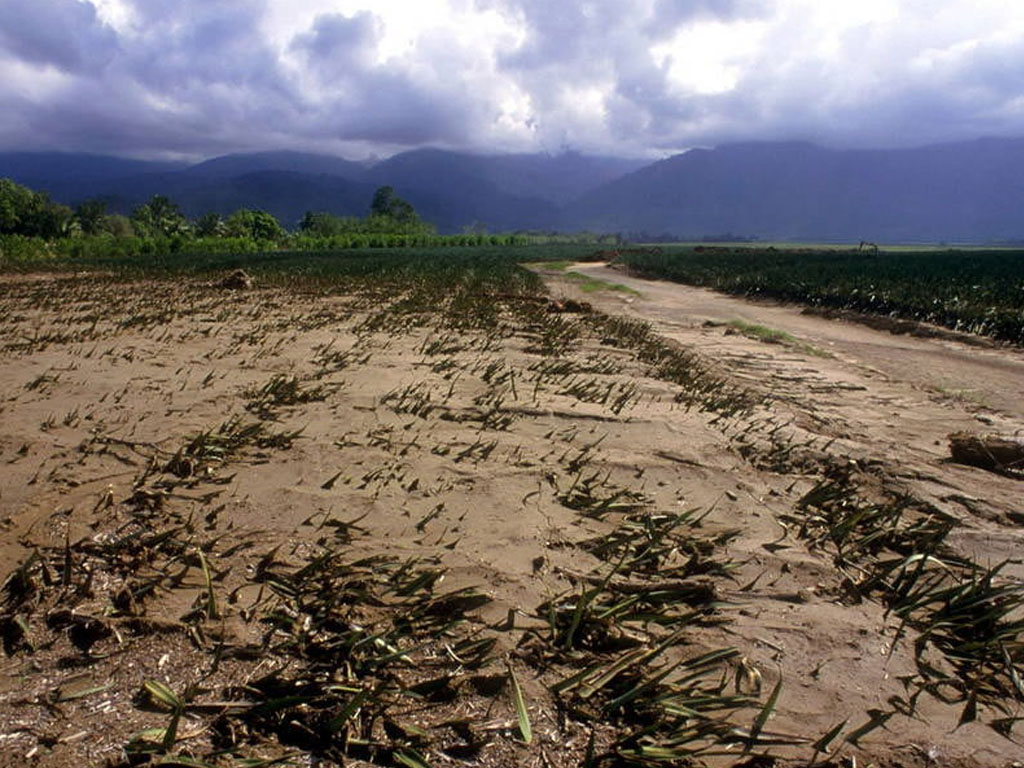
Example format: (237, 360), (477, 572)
(224, 208), (285, 241)
(0, 234), (508, 268)
(194, 212), (225, 237)
(370, 185), (416, 222)
(298, 210), (359, 237)
(0, 178), (613, 266)
(619, 246), (1024, 344)
(365, 186), (435, 236)
(131, 195), (190, 238)
(297, 207), (439, 241)
(0, 241), (586, 289)
(74, 197), (110, 235)
(99, 214), (135, 237)
(0, 177), (72, 238)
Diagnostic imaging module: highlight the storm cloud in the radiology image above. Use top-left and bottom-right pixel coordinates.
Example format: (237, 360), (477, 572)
(0, 0), (118, 74)
(0, 0), (1022, 159)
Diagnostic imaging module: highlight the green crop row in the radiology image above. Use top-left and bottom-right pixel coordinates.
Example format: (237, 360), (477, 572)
(617, 246), (1024, 344)
(0, 232), (543, 267)
(0, 240), (614, 302)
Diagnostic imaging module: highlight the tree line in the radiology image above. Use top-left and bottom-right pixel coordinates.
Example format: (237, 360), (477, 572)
(0, 177), (435, 242)
(0, 177), (621, 266)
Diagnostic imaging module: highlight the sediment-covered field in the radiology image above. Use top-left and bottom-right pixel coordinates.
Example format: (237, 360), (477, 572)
(1, 251), (1022, 767)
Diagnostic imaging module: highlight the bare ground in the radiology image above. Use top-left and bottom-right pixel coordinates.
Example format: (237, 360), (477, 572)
(0, 267), (1022, 767)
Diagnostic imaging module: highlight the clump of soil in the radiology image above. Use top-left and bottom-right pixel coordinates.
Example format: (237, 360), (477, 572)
(547, 298), (591, 313)
(949, 431), (1024, 476)
(216, 269), (253, 289)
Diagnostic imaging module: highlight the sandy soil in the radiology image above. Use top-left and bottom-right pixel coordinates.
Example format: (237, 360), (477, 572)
(547, 264), (1024, 762)
(569, 262), (1024, 418)
(566, 262), (1024, 522)
(0, 268), (1021, 767)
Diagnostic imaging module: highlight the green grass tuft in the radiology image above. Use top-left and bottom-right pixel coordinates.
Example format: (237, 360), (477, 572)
(564, 271), (641, 295)
(727, 319), (831, 357)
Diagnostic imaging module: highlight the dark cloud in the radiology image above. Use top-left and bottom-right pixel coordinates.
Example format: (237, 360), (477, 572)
(490, 3), (591, 70)
(287, 8), (526, 150)
(302, 25), (496, 147)
(126, 2), (291, 95)
(0, 70), (274, 157)
(291, 11), (380, 70)
(645, 0), (771, 37)
(0, 0), (118, 73)
(0, 0), (302, 156)
(0, 0), (476, 157)
(0, 0), (1023, 159)
(320, 79), (473, 145)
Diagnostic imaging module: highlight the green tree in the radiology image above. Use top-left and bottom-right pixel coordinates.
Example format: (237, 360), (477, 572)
(100, 214), (134, 238)
(365, 186), (436, 236)
(299, 210), (364, 237)
(0, 178), (71, 237)
(0, 178), (35, 233)
(35, 201), (73, 238)
(131, 195), (189, 238)
(370, 186), (416, 222)
(300, 210), (336, 236)
(224, 209), (284, 241)
(195, 212), (226, 238)
(75, 197), (109, 235)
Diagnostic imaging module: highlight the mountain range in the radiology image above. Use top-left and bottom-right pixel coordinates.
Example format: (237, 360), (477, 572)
(2, 138), (1024, 242)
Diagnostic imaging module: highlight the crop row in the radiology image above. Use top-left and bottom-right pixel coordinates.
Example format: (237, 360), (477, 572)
(617, 246), (1024, 344)
(0, 234), (610, 270)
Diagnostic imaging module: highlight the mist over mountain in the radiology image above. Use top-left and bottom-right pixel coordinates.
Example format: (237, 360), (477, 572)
(2, 139), (1024, 240)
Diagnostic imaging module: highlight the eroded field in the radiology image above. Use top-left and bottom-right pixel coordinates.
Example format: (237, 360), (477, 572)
(0, 261), (1022, 767)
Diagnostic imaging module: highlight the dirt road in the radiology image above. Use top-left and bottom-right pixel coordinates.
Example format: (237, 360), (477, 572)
(557, 264), (1024, 530)
(551, 264), (1024, 648)
(569, 262), (1024, 420)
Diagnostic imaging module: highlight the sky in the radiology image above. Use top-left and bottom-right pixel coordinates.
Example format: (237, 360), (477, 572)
(0, 0), (1023, 161)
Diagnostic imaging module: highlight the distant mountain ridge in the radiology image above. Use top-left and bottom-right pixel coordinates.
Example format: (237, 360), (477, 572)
(2, 139), (1024, 240)
(563, 138), (1024, 242)
(0, 148), (640, 232)
(0, 152), (186, 206)
(182, 151), (369, 182)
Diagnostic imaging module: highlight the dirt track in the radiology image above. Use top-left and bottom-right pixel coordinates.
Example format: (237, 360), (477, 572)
(562, 263), (1024, 526)
(545, 263), (1024, 765)
(569, 262), (1024, 420)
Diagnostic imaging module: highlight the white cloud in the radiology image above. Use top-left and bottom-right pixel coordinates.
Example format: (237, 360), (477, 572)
(651, 19), (766, 95)
(89, 0), (136, 31)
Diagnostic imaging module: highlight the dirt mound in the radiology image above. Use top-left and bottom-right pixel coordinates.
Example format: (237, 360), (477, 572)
(949, 431), (1024, 476)
(216, 268), (253, 289)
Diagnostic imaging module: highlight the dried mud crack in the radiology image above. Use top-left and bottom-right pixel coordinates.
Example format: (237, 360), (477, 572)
(1, 259), (1022, 768)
